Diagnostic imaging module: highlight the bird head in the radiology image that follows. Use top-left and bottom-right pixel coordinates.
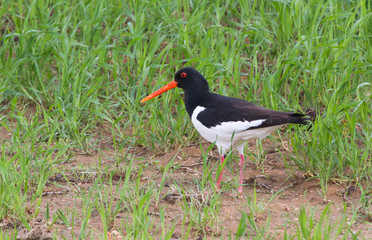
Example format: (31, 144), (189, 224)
(140, 67), (209, 103)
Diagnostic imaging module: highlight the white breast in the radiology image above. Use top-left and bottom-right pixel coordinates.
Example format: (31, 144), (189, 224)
(191, 106), (219, 143)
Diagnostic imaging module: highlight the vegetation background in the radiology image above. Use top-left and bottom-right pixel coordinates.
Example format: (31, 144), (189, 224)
(0, 0), (371, 239)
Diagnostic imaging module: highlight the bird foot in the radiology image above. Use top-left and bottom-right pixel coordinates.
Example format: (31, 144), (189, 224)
(228, 192), (238, 197)
(221, 191), (242, 198)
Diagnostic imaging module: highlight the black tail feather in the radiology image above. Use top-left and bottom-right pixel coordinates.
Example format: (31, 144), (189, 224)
(290, 113), (311, 125)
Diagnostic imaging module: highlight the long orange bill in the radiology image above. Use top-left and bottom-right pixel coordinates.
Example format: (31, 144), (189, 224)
(140, 80), (178, 103)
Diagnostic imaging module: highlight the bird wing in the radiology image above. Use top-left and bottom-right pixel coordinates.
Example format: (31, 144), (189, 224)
(196, 93), (307, 134)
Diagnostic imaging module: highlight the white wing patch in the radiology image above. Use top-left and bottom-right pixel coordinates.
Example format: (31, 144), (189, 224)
(211, 118), (266, 134)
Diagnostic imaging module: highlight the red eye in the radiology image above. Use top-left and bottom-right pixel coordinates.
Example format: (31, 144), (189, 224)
(180, 72), (187, 78)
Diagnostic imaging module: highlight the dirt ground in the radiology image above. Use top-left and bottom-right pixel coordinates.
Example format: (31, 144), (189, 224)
(1, 122), (371, 239)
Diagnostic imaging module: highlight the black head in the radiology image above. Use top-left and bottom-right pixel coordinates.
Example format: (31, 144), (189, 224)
(140, 67), (210, 103)
(174, 67), (209, 92)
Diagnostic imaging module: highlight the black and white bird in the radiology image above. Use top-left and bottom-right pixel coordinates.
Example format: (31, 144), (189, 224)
(141, 67), (309, 194)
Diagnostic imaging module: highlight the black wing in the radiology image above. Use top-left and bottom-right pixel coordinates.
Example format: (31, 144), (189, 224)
(196, 93), (309, 130)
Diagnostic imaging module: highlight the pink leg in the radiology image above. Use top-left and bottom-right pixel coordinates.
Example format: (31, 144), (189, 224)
(216, 155), (225, 191)
(238, 154), (245, 194)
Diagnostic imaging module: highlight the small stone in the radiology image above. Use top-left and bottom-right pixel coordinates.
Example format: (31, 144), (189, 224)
(111, 230), (121, 236)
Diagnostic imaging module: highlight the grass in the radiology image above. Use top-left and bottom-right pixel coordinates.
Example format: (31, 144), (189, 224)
(0, 0), (371, 238)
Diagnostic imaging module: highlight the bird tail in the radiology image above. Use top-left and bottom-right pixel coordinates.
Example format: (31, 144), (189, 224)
(290, 113), (311, 125)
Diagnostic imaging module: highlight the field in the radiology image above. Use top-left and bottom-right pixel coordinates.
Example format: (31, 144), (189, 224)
(0, 0), (371, 239)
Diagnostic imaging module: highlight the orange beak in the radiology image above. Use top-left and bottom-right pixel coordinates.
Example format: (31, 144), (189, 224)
(140, 80), (178, 103)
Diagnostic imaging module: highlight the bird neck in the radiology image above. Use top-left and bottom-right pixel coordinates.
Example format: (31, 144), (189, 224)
(182, 75), (210, 117)
(184, 88), (210, 117)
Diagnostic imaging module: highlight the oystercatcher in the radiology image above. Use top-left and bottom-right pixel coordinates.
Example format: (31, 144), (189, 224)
(141, 67), (309, 194)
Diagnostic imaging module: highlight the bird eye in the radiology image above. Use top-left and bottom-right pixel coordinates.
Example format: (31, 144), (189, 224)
(180, 72), (187, 78)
